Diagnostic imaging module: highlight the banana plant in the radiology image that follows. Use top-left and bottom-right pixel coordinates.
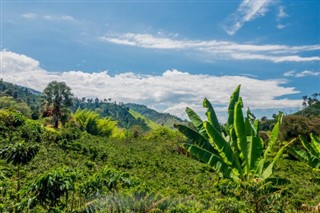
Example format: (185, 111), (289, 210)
(289, 133), (320, 170)
(175, 85), (293, 182)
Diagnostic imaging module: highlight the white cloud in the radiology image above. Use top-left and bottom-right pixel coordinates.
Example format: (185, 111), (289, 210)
(1, 50), (302, 120)
(22, 13), (37, 19)
(99, 33), (320, 63)
(284, 70), (320, 78)
(277, 6), (288, 20)
(22, 13), (75, 22)
(224, 0), (272, 35)
(276, 24), (285, 29)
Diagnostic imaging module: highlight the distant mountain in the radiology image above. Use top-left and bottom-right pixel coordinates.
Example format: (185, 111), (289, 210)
(293, 102), (320, 117)
(73, 101), (151, 130)
(0, 79), (40, 101)
(0, 80), (186, 130)
(0, 79), (41, 118)
(125, 103), (187, 128)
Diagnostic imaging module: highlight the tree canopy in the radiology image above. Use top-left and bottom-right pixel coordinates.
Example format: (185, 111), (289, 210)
(41, 81), (73, 128)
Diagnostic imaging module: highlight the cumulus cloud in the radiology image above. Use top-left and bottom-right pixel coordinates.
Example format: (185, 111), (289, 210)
(99, 33), (320, 63)
(1, 50), (302, 120)
(224, 0), (272, 35)
(284, 70), (320, 78)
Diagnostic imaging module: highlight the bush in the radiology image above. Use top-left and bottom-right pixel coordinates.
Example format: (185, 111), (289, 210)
(20, 119), (43, 142)
(280, 115), (320, 141)
(0, 109), (25, 127)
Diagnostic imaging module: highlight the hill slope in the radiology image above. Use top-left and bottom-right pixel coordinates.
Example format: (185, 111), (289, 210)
(294, 102), (320, 117)
(0, 80), (185, 130)
(125, 103), (187, 128)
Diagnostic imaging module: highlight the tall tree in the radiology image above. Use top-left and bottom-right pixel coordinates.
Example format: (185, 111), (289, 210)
(41, 81), (73, 128)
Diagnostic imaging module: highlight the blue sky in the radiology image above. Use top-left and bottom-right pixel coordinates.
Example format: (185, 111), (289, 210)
(1, 0), (319, 120)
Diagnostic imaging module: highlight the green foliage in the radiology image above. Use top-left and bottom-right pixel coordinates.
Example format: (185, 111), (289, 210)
(214, 178), (288, 213)
(0, 142), (39, 166)
(289, 133), (320, 170)
(0, 80), (40, 118)
(74, 108), (122, 138)
(41, 81), (73, 128)
(28, 167), (77, 209)
(0, 109), (25, 128)
(77, 192), (171, 213)
(280, 115), (320, 141)
(80, 166), (135, 199)
(126, 103), (187, 128)
(42, 127), (81, 143)
(176, 85), (291, 182)
(73, 101), (150, 130)
(0, 96), (31, 117)
(143, 126), (182, 141)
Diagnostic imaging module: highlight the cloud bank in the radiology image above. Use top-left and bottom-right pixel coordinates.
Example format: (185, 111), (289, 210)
(1, 50), (301, 120)
(284, 70), (320, 78)
(99, 33), (320, 63)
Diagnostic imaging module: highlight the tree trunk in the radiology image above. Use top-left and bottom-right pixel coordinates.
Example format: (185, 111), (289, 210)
(53, 112), (59, 128)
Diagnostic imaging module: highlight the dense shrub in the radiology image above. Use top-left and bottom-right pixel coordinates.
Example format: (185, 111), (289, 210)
(280, 115), (320, 141)
(0, 109), (25, 128)
(0, 96), (32, 117)
(74, 109), (123, 138)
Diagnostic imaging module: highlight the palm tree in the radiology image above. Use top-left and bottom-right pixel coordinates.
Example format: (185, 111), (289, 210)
(41, 81), (73, 128)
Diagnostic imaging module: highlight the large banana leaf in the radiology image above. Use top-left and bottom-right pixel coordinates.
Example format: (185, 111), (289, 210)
(247, 136), (263, 172)
(186, 107), (203, 129)
(203, 98), (221, 132)
(310, 133), (320, 153)
(204, 122), (242, 176)
(227, 85), (241, 128)
(234, 101), (248, 172)
(185, 107), (208, 139)
(257, 113), (283, 175)
(289, 147), (320, 169)
(183, 143), (232, 178)
(174, 124), (218, 155)
(300, 135), (319, 158)
(261, 139), (295, 179)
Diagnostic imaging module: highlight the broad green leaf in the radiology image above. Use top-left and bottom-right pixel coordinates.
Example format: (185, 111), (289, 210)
(288, 148), (310, 163)
(204, 122), (242, 176)
(261, 139), (294, 179)
(185, 107), (203, 130)
(299, 135), (319, 158)
(247, 136), (263, 171)
(310, 133), (320, 155)
(183, 143), (232, 178)
(174, 124), (218, 155)
(257, 113), (283, 175)
(227, 85), (241, 128)
(203, 98), (221, 132)
(234, 100), (248, 172)
(229, 127), (241, 160)
(245, 108), (257, 136)
(185, 107), (208, 139)
(290, 147), (320, 169)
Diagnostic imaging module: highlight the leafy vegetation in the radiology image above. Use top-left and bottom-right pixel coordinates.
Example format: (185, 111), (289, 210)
(1, 80), (320, 212)
(41, 81), (74, 128)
